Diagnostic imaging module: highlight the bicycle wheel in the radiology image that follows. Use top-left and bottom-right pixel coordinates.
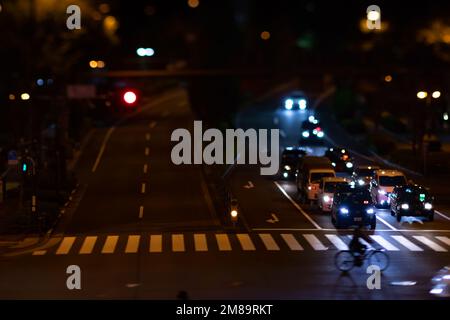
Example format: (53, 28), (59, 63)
(368, 250), (390, 271)
(334, 250), (355, 272)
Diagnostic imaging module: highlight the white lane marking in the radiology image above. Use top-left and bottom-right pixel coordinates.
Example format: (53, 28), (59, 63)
(145, 133), (151, 141)
(243, 181), (254, 189)
(145, 147), (150, 156)
(266, 213), (279, 224)
(143, 164), (148, 174)
(376, 215), (398, 231)
(55, 237), (76, 255)
(150, 235), (162, 253)
(435, 236), (450, 246)
(435, 210), (450, 221)
(370, 235), (400, 251)
(258, 234), (280, 251)
(125, 235), (140, 253)
(325, 234), (348, 250)
(32, 250), (47, 256)
(236, 234), (256, 251)
(194, 234), (208, 252)
(92, 126), (115, 172)
(413, 236), (447, 252)
(102, 236), (119, 254)
(281, 234), (303, 251)
(391, 235), (423, 251)
(91, 91), (179, 173)
(303, 234), (328, 251)
(79, 236), (97, 254)
(274, 181), (322, 229)
(139, 206), (144, 219)
(141, 183), (146, 194)
(215, 234), (232, 251)
(172, 234), (185, 252)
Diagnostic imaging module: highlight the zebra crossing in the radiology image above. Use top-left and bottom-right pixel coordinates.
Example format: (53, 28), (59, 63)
(31, 232), (450, 256)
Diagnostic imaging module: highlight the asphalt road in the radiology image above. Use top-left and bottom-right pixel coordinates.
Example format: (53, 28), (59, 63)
(0, 87), (449, 300)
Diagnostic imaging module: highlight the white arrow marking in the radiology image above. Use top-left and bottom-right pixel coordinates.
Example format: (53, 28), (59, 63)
(266, 213), (279, 224)
(243, 181), (254, 189)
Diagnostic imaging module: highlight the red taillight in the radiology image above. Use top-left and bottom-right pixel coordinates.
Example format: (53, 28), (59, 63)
(123, 91), (137, 104)
(315, 127), (321, 131)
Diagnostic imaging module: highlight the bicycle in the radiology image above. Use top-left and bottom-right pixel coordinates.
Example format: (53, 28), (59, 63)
(334, 248), (390, 272)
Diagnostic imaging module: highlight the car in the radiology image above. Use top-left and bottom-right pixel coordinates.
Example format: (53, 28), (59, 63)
(430, 266), (450, 298)
(324, 147), (354, 172)
(282, 91), (308, 111)
(317, 177), (349, 213)
(299, 116), (325, 144)
(296, 156), (335, 204)
(331, 184), (377, 229)
(280, 147), (307, 179)
(389, 184), (435, 222)
(370, 169), (407, 208)
(352, 165), (380, 186)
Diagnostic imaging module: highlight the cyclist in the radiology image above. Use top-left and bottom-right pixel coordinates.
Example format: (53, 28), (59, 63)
(349, 226), (373, 265)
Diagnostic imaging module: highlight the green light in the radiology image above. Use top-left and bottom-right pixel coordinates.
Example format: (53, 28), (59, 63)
(22, 163), (27, 172)
(419, 193), (426, 202)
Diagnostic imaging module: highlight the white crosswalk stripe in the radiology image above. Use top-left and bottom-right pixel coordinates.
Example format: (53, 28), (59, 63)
(31, 232), (450, 256)
(435, 236), (450, 247)
(303, 234), (328, 251)
(172, 234), (185, 252)
(413, 236), (448, 252)
(325, 234), (348, 250)
(125, 235), (140, 253)
(56, 237), (76, 255)
(194, 234), (208, 252)
(102, 235), (118, 254)
(281, 234), (303, 251)
(259, 234), (280, 251)
(391, 236), (423, 251)
(79, 236), (97, 254)
(370, 235), (400, 251)
(215, 234), (232, 251)
(237, 234), (256, 251)
(149, 235), (162, 253)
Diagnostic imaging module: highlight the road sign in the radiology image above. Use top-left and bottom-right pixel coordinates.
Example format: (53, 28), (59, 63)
(67, 84), (96, 99)
(7, 150), (18, 165)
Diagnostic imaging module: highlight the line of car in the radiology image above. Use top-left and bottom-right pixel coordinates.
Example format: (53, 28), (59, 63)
(278, 93), (436, 229)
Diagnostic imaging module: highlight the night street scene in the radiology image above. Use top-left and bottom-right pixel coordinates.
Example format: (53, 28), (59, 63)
(1, 0), (450, 310)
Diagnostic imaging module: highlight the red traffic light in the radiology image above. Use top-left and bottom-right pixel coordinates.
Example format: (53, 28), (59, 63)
(123, 90), (137, 105)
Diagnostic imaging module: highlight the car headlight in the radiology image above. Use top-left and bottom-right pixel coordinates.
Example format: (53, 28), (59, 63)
(283, 172), (288, 178)
(317, 131), (324, 138)
(299, 99), (307, 110)
(323, 195), (331, 203)
(285, 99), (293, 110)
(340, 207), (349, 215)
(346, 162), (353, 168)
(358, 179), (365, 186)
(302, 131), (310, 138)
(366, 208), (375, 214)
(230, 210), (238, 217)
(378, 189), (386, 195)
(307, 186), (312, 190)
(401, 203), (409, 210)
(331, 162), (336, 167)
(424, 203), (433, 210)
(284, 165), (291, 171)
